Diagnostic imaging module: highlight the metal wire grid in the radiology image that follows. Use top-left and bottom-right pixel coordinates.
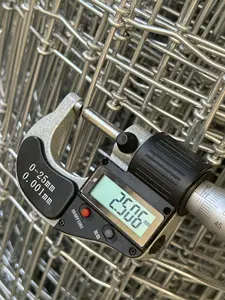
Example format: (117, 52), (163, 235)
(0, 0), (225, 299)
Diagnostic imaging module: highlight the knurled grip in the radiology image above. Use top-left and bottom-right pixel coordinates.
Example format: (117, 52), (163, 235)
(128, 132), (212, 211)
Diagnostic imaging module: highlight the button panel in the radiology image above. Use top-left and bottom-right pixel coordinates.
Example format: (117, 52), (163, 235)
(55, 194), (142, 258)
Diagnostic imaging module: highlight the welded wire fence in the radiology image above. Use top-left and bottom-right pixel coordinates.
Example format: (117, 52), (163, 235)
(0, 0), (225, 299)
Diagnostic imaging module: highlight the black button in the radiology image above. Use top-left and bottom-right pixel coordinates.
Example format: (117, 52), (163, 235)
(103, 228), (115, 239)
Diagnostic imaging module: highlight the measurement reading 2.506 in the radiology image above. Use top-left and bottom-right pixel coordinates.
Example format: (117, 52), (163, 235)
(22, 163), (55, 192)
(110, 192), (150, 229)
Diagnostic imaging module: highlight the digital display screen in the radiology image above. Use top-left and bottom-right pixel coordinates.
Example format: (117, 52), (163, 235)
(90, 175), (156, 237)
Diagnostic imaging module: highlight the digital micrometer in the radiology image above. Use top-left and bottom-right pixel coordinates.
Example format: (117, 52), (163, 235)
(16, 93), (225, 259)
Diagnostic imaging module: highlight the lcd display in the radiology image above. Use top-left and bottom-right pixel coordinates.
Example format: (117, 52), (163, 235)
(90, 175), (156, 237)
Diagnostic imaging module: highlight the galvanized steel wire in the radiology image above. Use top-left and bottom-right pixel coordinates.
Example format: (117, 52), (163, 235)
(0, 0), (225, 299)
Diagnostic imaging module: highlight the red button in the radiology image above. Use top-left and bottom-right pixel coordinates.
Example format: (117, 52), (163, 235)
(80, 207), (91, 218)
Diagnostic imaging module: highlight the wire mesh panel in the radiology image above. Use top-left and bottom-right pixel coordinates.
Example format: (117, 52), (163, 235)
(0, 0), (225, 299)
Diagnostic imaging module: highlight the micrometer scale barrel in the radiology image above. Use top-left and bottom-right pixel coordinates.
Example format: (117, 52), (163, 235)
(187, 182), (225, 241)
